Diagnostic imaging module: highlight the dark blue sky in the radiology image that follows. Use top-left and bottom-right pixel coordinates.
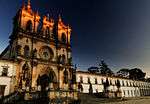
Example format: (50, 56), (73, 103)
(0, 0), (150, 76)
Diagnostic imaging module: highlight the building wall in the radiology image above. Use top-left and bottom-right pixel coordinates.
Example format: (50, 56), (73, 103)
(76, 71), (150, 97)
(0, 60), (17, 96)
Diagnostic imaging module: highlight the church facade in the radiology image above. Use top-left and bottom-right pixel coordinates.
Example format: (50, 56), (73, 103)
(0, 0), (77, 101)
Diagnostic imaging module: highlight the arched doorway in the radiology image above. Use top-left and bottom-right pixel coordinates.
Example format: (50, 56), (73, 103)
(37, 68), (57, 91)
(37, 74), (49, 92)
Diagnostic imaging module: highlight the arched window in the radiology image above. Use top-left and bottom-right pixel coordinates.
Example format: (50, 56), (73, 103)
(64, 69), (68, 84)
(26, 20), (32, 32)
(61, 33), (66, 43)
(24, 45), (30, 58)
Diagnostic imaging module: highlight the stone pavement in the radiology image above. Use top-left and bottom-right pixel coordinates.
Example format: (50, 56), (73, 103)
(105, 97), (150, 104)
(80, 94), (150, 104)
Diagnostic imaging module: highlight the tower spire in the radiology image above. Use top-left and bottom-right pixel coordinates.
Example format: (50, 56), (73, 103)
(27, 0), (31, 10)
(28, 0), (31, 6)
(58, 14), (62, 22)
(21, 0), (25, 9)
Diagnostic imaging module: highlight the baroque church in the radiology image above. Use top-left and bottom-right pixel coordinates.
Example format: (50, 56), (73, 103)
(0, 0), (77, 101)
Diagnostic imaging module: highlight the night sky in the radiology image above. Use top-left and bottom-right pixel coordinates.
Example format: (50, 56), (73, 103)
(0, 0), (150, 76)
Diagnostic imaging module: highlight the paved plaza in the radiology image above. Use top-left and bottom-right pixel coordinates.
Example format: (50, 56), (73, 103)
(104, 97), (150, 104)
(80, 94), (150, 104)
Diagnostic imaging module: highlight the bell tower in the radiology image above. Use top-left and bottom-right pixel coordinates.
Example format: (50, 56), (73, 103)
(8, 0), (41, 90)
(19, 0), (40, 32)
(57, 15), (71, 45)
(57, 15), (72, 63)
(42, 15), (54, 39)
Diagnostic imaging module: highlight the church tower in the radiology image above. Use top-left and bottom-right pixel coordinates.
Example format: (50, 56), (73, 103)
(0, 0), (77, 100)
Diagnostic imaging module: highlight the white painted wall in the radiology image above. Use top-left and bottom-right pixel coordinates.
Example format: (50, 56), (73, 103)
(0, 77), (11, 96)
(76, 71), (150, 98)
(0, 60), (16, 96)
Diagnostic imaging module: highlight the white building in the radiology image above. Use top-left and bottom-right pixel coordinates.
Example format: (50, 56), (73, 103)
(0, 60), (17, 96)
(76, 70), (150, 97)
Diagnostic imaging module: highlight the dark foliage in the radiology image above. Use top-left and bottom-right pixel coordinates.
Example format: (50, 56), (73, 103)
(129, 68), (146, 80)
(88, 66), (99, 73)
(99, 60), (113, 76)
(117, 68), (129, 77)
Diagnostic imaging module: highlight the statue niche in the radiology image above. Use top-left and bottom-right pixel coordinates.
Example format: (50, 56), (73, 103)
(22, 62), (31, 87)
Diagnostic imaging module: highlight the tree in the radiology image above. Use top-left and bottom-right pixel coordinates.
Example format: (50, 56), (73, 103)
(117, 68), (130, 78)
(145, 78), (150, 82)
(88, 66), (99, 73)
(129, 68), (146, 80)
(99, 60), (113, 76)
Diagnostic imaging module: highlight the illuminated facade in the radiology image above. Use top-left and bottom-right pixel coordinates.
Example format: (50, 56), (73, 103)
(77, 70), (150, 98)
(0, 0), (77, 101)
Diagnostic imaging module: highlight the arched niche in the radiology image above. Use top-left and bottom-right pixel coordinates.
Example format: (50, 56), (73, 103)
(22, 62), (31, 87)
(58, 54), (66, 64)
(63, 69), (69, 84)
(61, 33), (66, 43)
(26, 20), (32, 32)
(24, 45), (30, 58)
